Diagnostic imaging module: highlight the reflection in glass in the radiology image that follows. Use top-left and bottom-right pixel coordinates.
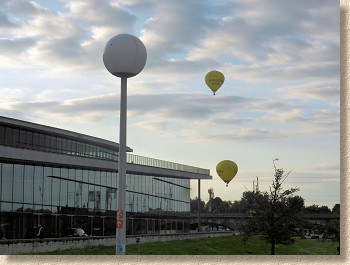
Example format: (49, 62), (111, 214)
(24, 165), (34, 205)
(13, 164), (24, 203)
(43, 167), (52, 205)
(60, 179), (68, 207)
(2, 163), (13, 201)
(82, 183), (88, 208)
(34, 166), (43, 205)
(52, 177), (60, 206)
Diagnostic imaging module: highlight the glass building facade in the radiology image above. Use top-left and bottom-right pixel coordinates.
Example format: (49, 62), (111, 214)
(0, 116), (209, 239)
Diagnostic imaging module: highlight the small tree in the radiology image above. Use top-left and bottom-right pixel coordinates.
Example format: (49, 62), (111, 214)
(240, 159), (305, 255)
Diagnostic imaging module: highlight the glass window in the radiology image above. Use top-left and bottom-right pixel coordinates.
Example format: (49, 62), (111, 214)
(1, 202), (12, 211)
(90, 145), (96, 158)
(45, 135), (51, 152)
(88, 184), (95, 210)
(106, 188), (112, 211)
(126, 174), (130, 190)
(82, 143), (87, 156)
(71, 141), (77, 155)
(1, 163), (13, 201)
(76, 169), (82, 182)
(13, 164), (24, 203)
(95, 171), (101, 185)
(89, 170), (95, 184)
(19, 130), (26, 148)
(66, 140), (72, 155)
(83, 170), (89, 183)
(52, 177), (60, 206)
(51, 136), (57, 152)
(130, 175), (135, 192)
(33, 132), (39, 150)
(82, 183), (88, 208)
(77, 142), (83, 155)
(24, 165), (34, 204)
(60, 179), (68, 207)
(106, 172), (112, 187)
(13, 128), (20, 147)
(68, 180), (75, 207)
(60, 168), (68, 179)
(60, 138), (67, 154)
(43, 167), (52, 205)
(101, 172), (107, 186)
(112, 172), (117, 189)
(33, 166), (44, 205)
(57, 137), (62, 153)
(0, 125), (5, 144)
(95, 185), (101, 210)
(137, 175), (141, 193)
(39, 133), (45, 151)
(100, 186), (106, 212)
(75, 182), (82, 208)
(4, 127), (13, 146)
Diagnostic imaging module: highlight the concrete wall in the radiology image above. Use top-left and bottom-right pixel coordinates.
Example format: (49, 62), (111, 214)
(0, 232), (233, 255)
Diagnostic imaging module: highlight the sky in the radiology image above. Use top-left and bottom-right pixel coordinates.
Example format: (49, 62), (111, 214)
(0, 0), (340, 208)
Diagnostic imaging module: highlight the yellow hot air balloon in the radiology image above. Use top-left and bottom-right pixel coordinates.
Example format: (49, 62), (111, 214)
(205, 70), (225, 95)
(216, 160), (238, 187)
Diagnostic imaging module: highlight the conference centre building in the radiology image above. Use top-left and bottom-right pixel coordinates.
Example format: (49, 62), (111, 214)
(0, 116), (211, 239)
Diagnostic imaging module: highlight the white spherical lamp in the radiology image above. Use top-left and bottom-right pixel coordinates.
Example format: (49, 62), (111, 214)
(103, 34), (147, 78)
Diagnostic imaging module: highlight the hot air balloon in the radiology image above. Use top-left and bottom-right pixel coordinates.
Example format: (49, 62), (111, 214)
(205, 70), (225, 95)
(216, 160), (238, 187)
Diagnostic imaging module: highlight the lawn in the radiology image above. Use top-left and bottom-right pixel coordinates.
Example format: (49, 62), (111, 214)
(27, 235), (339, 255)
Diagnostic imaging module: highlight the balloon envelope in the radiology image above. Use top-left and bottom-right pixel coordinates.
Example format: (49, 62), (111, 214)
(216, 160), (238, 186)
(205, 70), (225, 95)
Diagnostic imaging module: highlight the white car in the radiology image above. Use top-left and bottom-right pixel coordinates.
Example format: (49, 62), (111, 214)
(65, 228), (88, 237)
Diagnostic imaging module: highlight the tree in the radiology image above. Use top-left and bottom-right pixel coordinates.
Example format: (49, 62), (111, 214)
(240, 160), (305, 255)
(332, 204), (340, 214)
(208, 197), (224, 213)
(190, 197), (206, 213)
(304, 204), (331, 214)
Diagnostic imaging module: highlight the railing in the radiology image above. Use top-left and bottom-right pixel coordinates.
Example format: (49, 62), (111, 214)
(190, 212), (340, 220)
(127, 153), (210, 175)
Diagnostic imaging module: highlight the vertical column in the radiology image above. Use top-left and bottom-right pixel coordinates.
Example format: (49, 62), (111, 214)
(116, 77), (127, 255)
(198, 179), (201, 232)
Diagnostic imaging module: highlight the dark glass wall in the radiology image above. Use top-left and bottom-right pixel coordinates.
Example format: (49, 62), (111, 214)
(0, 124), (119, 162)
(0, 162), (190, 239)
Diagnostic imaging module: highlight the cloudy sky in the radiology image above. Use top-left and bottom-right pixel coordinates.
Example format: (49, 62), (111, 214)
(0, 0), (339, 207)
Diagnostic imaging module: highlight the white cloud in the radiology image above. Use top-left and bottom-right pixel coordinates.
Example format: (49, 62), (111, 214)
(277, 82), (339, 101)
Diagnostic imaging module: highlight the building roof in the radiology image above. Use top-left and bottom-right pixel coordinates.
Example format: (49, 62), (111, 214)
(0, 115), (131, 152)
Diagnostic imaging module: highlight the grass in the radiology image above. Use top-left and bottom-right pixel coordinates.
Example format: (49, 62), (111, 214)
(27, 235), (339, 255)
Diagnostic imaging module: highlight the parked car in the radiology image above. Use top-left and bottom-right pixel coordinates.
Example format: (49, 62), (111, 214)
(64, 228), (88, 237)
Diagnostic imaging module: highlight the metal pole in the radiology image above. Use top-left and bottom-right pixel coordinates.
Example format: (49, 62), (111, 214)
(198, 179), (201, 232)
(116, 77), (127, 255)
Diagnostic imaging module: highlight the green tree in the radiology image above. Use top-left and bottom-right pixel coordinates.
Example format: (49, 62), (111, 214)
(240, 160), (305, 255)
(190, 197), (206, 213)
(210, 197), (224, 212)
(304, 204), (331, 214)
(326, 219), (340, 254)
(332, 204), (340, 214)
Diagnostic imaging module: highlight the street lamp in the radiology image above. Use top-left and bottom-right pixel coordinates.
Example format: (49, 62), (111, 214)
(103, 33), (147, 255)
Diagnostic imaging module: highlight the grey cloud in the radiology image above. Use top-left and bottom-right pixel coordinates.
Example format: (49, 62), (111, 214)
(63, 0), (137, 29)
(0, 10), (16, 28)
(7, 93), (300, 123)
(7, 0), (51, 16)
(0, 37), (37, 55)
(177, 127), (283, 143)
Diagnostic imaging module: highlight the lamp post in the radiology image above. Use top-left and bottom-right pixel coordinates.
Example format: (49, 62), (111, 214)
(103, 34), (147, 255)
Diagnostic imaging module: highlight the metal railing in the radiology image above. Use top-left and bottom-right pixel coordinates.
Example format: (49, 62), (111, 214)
(127, 153), (210, 175)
